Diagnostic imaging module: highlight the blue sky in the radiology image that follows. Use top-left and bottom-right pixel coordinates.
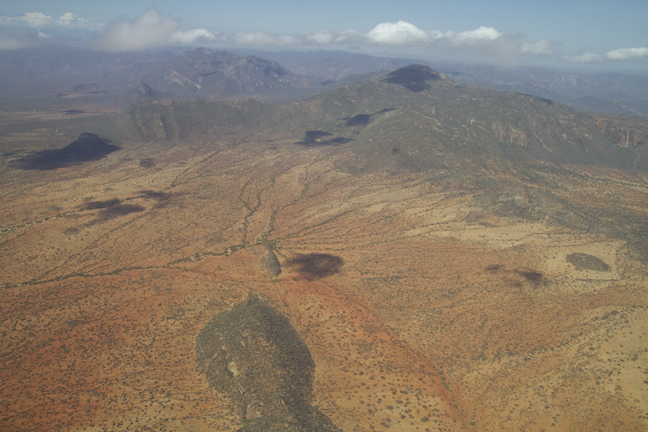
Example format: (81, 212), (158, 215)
(1, 0), (646, 69)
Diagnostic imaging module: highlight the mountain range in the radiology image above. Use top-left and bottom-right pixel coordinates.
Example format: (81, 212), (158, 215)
(114, 65), (648, 171)
(2, 47), (647, 119)
(137, 48), (327, 102)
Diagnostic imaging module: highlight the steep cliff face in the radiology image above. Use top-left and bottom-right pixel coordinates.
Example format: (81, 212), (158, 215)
(595, 117), (648, 147)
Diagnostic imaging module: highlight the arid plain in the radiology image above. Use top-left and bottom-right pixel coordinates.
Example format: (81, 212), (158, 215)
(1, 67), (648, 432)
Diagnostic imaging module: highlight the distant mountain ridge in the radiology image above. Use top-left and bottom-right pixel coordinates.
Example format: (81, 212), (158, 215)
(1, 47), (646, 118)
(137, 48), (328, 102)
(114, 65), (648, 172)
(232, 49), (417, 81)
(0, 47), (174, 82)
(232, 49), (648, 119)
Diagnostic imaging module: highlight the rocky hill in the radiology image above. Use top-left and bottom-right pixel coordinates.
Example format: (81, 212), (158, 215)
(138, 48), (327, 103)
(196, 294), (339, 431)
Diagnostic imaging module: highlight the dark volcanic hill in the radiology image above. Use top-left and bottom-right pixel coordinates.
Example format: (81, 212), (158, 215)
(139, 48), (326, 103)
(13, 132), (120, 170)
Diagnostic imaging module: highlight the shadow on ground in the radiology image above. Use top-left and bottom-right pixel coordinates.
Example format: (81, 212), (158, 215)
(290, 253), (344, 280)
(13, 133), (120, 170)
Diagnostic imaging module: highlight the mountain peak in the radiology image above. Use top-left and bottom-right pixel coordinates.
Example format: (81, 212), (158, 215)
(141, 50), (322, 101)
(182, 47), (216, 56)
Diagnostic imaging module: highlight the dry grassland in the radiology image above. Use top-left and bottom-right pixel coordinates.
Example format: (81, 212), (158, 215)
(1, 133), (647, 431)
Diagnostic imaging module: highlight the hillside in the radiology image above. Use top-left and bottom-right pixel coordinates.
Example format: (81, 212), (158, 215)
(236, 49), (648, 119)
(138, 48), (327, 103)
(116, 65), (648, 170)
(110, 66), (648, 262)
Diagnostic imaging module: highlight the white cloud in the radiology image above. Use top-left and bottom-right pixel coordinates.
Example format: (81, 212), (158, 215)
(563, 52), (604, 63)
(333, 29), (360, 44)
(8, 11), (622, 66)
(171, 29), (216, 44)
(366, 21), (432, 45)
(219, 21), (556, 62)
(0, 11), (102, 30)
(94, 8), (179, 51)
(564, 47), (648, 63)
(22, 12), (53, 27)
(94, 8), (228, 51)
(307, 30), (336, 45)
(422, 26), (524, 60)
(450, 26), (502, 44)
(233, 31), (302, 46)
(520, 39), (554, 55)
(605, 47), (648, 61)
(56, 12), (101, 30)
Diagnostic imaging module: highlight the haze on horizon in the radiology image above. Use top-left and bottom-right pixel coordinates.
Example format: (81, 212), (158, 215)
(0, 0), (647, 71)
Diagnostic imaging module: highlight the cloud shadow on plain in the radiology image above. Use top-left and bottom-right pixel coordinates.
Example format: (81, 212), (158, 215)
(295, 130), (352, 147)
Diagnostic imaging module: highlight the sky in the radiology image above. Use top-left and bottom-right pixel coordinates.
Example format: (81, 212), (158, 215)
(0, 0), (646, 70)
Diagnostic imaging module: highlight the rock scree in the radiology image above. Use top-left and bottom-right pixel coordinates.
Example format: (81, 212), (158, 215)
(196, 294), (339, 432)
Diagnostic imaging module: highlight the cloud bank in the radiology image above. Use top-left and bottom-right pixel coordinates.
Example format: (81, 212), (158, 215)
(94, 8), (179, 51)
(93, 8), (215, 51)
(1, 9), (645, 67)
(0, 12), (103, 30)
(171, 28), (216, 45)
(366, 21), (432, 45)
(564, 47), (648, 63)
(606, 47), (648, 61)
(225, 21), (556, 62)
(225, 21), (646, 65)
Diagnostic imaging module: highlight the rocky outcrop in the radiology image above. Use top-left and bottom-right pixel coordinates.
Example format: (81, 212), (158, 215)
(196, 294), (338, 432)
(491, 122), (530, 147)
(596, 118), (647, 147)
(260, 242), (282, 277)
